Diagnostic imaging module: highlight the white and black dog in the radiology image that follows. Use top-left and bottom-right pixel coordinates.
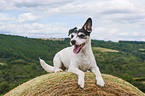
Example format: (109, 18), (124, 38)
(39, 18), (105, 88)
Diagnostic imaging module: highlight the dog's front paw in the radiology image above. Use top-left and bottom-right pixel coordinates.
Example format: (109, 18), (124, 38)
(78, 78), (84, 88)
(55, 69), (63, 73)
(97, 78), (105, 87)
(78, 77), (84, 88)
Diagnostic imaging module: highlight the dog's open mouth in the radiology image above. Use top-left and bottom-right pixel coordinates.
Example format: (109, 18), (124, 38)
(73, 43), (85, 54)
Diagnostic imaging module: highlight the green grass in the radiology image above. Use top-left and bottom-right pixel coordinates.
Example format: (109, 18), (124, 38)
(5, 72), (144, 96)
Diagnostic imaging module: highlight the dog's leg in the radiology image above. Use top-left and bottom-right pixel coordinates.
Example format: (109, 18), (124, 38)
(91, 66), (105, 87)
(68, 67), (85, 88)
(53, 56), (63, 73)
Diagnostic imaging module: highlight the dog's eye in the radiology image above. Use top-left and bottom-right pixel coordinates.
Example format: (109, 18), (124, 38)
(79, 34), (85, 38)
(71, 35), (74, 38)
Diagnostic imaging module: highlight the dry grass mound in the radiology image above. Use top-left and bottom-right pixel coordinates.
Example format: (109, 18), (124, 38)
(5, 72), (144, 96)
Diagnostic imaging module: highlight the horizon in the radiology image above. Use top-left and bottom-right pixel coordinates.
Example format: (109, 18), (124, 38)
(0, 0), (145, 42)
(1, 33), (145, 43)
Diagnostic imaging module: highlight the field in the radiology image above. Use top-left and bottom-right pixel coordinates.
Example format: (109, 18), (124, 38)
(92, 47), (119, 52)
(0, 34), (145, 95)
(35, 38), (64, 41)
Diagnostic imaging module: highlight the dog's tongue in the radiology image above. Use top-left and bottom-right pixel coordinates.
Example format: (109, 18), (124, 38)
(73, 45), (81, 54)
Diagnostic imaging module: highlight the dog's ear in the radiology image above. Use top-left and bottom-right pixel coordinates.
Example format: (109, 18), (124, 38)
(68, 27), (77, 36)
(82, 18), (92, 32)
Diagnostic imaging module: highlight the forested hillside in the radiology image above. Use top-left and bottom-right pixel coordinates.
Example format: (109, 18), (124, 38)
(0, 34), (145, 95)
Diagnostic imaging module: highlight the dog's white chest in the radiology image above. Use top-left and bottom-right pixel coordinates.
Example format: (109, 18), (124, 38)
(78, 54), (91, 71)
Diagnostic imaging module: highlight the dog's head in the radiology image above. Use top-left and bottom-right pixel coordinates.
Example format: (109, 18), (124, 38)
(68, 18), (92, 54)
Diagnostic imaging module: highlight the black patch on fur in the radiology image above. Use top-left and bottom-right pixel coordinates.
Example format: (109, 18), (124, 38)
(68, 27), (77, 36)
(68, 27), (90, 36)
(78, 28), (90, 36)
(68, 18), (92, 36)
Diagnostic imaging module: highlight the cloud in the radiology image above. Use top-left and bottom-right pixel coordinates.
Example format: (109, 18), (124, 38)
(0, 22), (68, 38)
(40, 0), (145, 29)
(91, 27), (145, 41)
(0, 0), (9, 11)
(97, 0), (145, 26)
(3, 0), (145, 24)
(0, 16), (15, 22)
(12, 0), (74, 10)
(17, 13), (40, 23)
(0, 0), (145, 41)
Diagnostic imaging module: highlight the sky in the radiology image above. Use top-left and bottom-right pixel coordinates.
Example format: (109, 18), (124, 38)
(0, 0), (145, 42)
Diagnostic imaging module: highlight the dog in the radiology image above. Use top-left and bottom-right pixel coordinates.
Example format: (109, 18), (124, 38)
(39, 18), (105, 88)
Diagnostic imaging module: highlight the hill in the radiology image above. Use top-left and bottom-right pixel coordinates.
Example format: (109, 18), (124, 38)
(4, 72), (144, 96)
(0, 34), (145, 95)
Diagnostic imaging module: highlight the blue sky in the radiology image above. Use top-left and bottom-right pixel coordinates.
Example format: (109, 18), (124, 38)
(0, 0), (145, 42)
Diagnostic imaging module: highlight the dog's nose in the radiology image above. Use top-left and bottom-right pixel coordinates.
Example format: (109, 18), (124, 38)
(71, 40), (76, 45)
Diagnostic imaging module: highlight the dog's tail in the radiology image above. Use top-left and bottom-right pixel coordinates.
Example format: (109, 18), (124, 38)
(39, 58), (55, 72)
